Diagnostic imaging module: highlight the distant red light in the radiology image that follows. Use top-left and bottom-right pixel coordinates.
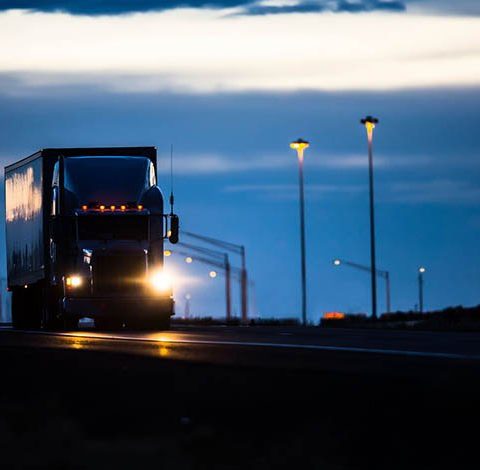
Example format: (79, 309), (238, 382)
(323, 312), (346, 320)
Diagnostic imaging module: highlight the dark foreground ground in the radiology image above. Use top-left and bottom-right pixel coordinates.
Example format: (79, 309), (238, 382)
(1, 327), (480, 469)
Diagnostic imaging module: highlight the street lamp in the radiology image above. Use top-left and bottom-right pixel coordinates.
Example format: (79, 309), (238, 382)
(168, 245), (232, 321)
(333, 258), (391, 314)
(182, 231), (249, 325)
(184, 293), (191, 319)
(290, 138), (310, 326)
(360, 116), (379, 319)
(418, 266), (426, 313)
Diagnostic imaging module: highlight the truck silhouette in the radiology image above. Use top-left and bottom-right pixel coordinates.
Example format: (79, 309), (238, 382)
(5, 147), (179, 330)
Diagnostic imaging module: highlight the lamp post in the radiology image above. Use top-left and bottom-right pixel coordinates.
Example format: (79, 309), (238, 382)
(418, 266), (426, 313)
(333, 258), (391, 314)
(167, 245), (232, 321)
(360, 116), (379, 320)
(181, 231), (248, 324)
(184, 294), (191, 319)
(290, 138), (310, 326)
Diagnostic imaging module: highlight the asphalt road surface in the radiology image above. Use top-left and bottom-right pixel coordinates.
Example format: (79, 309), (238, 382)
(1, 325), (479, 469)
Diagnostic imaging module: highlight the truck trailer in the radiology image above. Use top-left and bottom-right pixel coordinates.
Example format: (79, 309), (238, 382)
(4, 147), (179, 330)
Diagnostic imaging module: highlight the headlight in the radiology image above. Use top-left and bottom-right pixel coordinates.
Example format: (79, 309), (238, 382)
(149, 271), (172, 293)
(65, 275), (83, 288)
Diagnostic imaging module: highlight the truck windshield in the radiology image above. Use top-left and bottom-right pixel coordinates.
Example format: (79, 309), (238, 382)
(64, 156), (155, 207)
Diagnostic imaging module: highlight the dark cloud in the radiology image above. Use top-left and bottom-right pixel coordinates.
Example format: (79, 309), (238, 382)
(0, 0), (246, 15)
(242, 4), (326, 16)
(0, 0), (406, 16)
(336, 1), (405, 13)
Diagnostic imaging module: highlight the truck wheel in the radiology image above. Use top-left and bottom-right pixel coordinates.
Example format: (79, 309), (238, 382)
(63, 318), (78, 330)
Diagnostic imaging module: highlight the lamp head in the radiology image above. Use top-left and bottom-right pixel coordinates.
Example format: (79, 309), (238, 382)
(361, 116), (379, 137)
(333, 259), (341, 266)
(419, 266), (426, 274)
(290, 138), (310, 151)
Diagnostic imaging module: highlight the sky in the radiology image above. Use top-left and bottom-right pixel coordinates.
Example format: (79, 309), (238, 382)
(0, 0), (479, 321)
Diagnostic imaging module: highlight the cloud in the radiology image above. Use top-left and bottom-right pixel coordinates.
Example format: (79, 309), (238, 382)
(223, 183), (366, 199)
(1, 0), (479, 16)
(0, 1), (244, 16)
(225, 179), (480, 204)
(157, 151), (434, 175)
(0, 0), (406, 16)
(389, 179), (480, 204)
(1, 9), (479, 94)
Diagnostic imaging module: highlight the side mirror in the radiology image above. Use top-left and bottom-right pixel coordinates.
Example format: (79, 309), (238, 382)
(169, 214), (179, 244)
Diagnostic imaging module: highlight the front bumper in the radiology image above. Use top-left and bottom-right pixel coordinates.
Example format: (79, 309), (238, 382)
(63, 296), (174, 319)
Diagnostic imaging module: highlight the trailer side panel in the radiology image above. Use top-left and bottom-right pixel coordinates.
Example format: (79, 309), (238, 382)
(5, 156), (45, 286)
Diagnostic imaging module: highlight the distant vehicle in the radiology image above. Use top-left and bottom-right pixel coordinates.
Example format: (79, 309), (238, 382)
(4, 147), (179, 330)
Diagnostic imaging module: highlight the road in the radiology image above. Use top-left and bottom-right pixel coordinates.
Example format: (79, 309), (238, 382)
(1, 325), (479, 468)
(2, 323), (480, 359)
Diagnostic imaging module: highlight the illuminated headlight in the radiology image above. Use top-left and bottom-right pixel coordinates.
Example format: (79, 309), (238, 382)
(65, 275), (83, 288)
(149, 271), (172, 293)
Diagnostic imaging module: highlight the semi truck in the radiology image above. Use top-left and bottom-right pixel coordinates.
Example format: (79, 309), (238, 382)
(4, 147), (179, 330)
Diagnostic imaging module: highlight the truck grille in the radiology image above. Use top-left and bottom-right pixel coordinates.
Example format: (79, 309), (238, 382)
(78, 215), (148, 241)
(93, 253), (146, 295)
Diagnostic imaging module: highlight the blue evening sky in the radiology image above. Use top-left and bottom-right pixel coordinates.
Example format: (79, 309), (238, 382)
(0, 0), (479, 321)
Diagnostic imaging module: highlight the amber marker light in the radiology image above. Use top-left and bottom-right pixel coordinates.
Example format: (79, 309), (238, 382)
(81, 204), (88, 211)
(137, 204), (143, 210)
(120, 205), (126, 211)
(110, 205), (116, 211)
(99, 205), (105, 211)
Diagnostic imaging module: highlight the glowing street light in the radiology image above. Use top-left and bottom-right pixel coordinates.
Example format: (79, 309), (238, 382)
(333, 258), (391, 314)
(185, 256), (193, 264)
(360, 115), (379, 320)
(418, 266), (426, 313)
(164, 250), (172, 257)
(290, 138), (310, 327)
(209, 270), (218, 279)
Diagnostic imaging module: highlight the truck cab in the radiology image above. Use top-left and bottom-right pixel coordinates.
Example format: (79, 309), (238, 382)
(5, 147), (178, 330)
